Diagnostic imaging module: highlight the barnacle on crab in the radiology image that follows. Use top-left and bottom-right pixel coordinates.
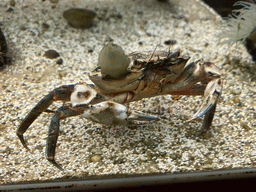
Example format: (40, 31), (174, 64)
(218, 1), (256, 61)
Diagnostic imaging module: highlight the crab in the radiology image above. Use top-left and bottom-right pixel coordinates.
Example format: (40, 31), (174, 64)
(16, 43), (222, 170)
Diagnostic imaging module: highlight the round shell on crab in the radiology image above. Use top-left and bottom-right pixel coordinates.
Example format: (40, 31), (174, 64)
(98, 43), (130, 79)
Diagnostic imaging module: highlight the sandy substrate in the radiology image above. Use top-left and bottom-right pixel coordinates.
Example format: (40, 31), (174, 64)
(0, 0), (256, 184)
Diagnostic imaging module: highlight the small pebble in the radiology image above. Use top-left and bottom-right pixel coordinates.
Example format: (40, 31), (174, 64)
(164, 39), (177, 45)
(19, 25), (27, 31)
(6, 7), (14, 12)
(170, 154), (177, 160)
(231, 89), (241, 95)
(240, 122), (250, 131)
(10, 0), (15, 7)
(63, 8), (96, 29)
(232, 96), (240, 104)
(43, 49), (60, 59)
(91, 155), (102, 162)
(56, 58), (63, 65)
(171, 95), (181, 100)
(42, 22), (50, 30)
(50, 0), (59, 3)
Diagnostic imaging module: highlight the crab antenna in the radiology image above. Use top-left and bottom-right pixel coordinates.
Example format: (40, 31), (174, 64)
(147, 45), (158, 63)
(167, 46), (171, 56)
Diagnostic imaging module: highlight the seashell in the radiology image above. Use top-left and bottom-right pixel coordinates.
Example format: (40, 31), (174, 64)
(98, 43), (130, 79)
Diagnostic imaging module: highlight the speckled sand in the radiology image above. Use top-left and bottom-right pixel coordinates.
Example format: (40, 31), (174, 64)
(0, 0), (256, 184)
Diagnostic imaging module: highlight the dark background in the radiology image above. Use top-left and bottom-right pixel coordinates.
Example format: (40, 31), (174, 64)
(203, 0), (256, 17)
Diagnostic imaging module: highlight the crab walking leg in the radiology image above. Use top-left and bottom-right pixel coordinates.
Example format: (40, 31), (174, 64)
(46, 110), (61, 170)
(16, 84), (75, 150)
(200, 103), (216, 133)
(188, 78), (222, 132)
(164, 78), (222, 133)
(46, 105), (84, 170)
(46, 101), (158, 170)
(165, 83), (216, 133)
(16, 92), (54, 150)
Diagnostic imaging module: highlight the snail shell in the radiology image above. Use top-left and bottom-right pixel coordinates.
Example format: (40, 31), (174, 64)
(98, 43), (130, 79)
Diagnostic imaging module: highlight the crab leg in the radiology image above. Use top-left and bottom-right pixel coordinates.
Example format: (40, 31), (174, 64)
(16, 84), (75, 150)
(17, 92), (53, 150)
(166, 81), (220, 133)
(200, 103), (216, 133)
(46, 109), (61, 170)
(46, 104), (84, 171)
(46, 101), (158, 170)
(188, 78), (222, 132)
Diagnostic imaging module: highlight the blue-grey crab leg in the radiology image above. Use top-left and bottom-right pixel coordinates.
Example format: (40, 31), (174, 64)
(200, 103), (216, 134)
(46, 104), (84, 171)
(163, 59), (222, 134)
(46, 101), (159, 170)
(187, 78), (222, 133)
(168, 83), (219, 134)
(17, 92), (53, 150)
(16, 84), (75, 150)
(46, 110), (61, 170)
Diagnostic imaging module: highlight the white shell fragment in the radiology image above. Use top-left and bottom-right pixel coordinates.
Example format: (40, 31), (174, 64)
(98, 43), (130, 78)
(70, 84), (97, 107)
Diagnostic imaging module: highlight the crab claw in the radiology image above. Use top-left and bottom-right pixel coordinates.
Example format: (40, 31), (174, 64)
(127, 111), (159, 122)
(187, 78), (222, 132)
(81, 101), (158, 125)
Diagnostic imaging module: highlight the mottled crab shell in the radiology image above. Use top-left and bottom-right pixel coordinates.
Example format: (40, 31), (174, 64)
(98, 43), (130, 79)
(70, 84), (97, 107)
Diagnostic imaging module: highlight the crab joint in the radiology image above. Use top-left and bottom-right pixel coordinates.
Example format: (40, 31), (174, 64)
(52, 84), (75, 101)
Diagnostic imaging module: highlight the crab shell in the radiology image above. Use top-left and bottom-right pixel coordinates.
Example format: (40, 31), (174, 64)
(98, 43), (130, 79)
(89, 50), (190, 95)
(89, 70), (143, 94)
